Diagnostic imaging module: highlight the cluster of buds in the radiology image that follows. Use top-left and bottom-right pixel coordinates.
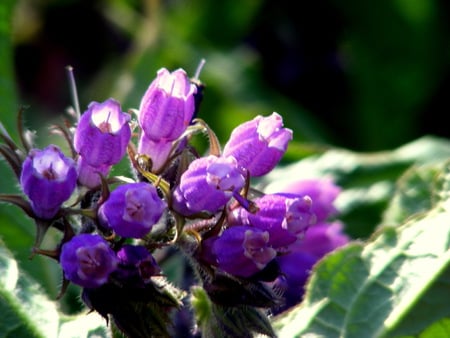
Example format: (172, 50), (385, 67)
(0, 63), (348, 337)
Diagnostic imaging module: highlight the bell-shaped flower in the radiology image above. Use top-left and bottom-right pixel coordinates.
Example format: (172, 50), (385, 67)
(60, 234), (118, 288)
(222, 112), (292, 177)
(74, 98), (131, 168)
(20, 144), (77, 219)
(98, 182), (166, 239)
(172, 155), (246, 216)
(138, 68), (197, 142)
(210, 226), (277, 278)
(228, 193), (316, 249)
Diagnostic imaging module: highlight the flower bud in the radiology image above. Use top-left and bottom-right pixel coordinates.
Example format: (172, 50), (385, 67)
(228, 193), (316, 249)
(211, 226), (277, 278)
(222, 112), (293, 177)
(60, 234), (118, 288)
(116, 244), (161, 285)
(172, 155), (246, 216)
(20, 144), (77, 219)
(74, 98), (131, 167)
(138, 68), (197, 141)
(98, 182), (166, 239)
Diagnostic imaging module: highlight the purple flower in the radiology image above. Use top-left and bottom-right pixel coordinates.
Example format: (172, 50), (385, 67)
(275, 178), (341, 222)
(210, 226), (277, 278)
(228, 193), (316, 249)
(74, 98), (131, 168)
(172, 155), (246, 216)
(60, 234), (118, 288)
(138, 68), (197, 142)
(20, 145), (77, 219)
(222, 112), (293, 177)
(116, 245), (160, 284)
(98, 182), (166, 238)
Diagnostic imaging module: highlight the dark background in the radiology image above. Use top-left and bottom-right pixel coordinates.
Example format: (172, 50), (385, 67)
(12, 0), (450, 152)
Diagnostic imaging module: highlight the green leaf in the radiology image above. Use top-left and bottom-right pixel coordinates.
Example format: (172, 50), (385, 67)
(271, 161), (450, 337)
(0, 240), (59, 338)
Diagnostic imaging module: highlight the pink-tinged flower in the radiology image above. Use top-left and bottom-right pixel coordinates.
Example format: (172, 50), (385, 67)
(74, 98), (131, 167)
(172, 155), (246, 216)
(20, 145), (77, 219)
(76, 156), (110, 189)
(138, 68), (197, 142)
(228, 193), (316, 249)
(60, 234), (118, 288)
(222, 112), (293, 177)
(210, 226), (277, 278)
(98, 182), (166, 239)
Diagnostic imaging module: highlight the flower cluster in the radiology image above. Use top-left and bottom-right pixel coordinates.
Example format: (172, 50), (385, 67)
(0, 64), (349, 337)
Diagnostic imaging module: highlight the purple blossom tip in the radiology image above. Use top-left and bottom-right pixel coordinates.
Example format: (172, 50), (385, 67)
(20, 144), (77, 219)
(98, 182), (167, 238)
(222, 112), (293, 177)
(74, 98), (131, 167)
(60, 234), (118, 288)
(138, 68), (197, 142)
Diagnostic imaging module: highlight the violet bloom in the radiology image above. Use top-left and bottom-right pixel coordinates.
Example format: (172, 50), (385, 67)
(74, 98), (131, 168)
(20, 145), (77, 219)
(138, 68), (197, 142)
(228, 193), (316, 249)
(211, 226), (277, 278)
(116, 245), (161, 285)
(172, 155), (246, 216)
(60, 234), (118, 289)
(222, 112), (293, 177)
(98, 182), (166, 239)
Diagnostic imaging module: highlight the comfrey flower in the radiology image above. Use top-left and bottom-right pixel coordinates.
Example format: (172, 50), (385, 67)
(137, 68), (197, 172)
(138, 68), (197, 142)
(228, 193), (316, 249)
(222, 112), (293, 177)
(98, 182), (166, 238)
(206, 226), (277, 278)
(74, 98), (131, 187)
(60, 234), (118, 289)
(20, 144), (77, 219)
(172, 155), (246, 216)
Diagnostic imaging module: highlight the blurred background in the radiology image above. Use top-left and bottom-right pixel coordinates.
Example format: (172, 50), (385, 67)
(1, 0), (450, 317)
(8, 0), (450, 153)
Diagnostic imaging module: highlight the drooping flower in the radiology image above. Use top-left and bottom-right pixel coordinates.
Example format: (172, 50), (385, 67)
(60, 234), (118, 288)
(209, 226), (277, 278)
(222, 112), (293, 177)
(20, 144), (77, 219)
(172, 155), (246, 216)
(138, 68), (197, 142)
(98, 182), (166, 239)
(74, 98), (131, 168)
(228, 193), (316, 249)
